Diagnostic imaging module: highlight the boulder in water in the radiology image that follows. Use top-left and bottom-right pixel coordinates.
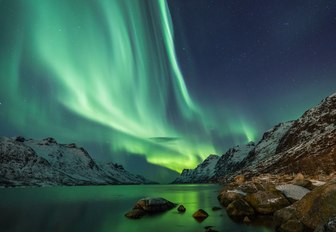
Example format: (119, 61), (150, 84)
(125, 197), (176, 219)
(192, 209), (209, 222)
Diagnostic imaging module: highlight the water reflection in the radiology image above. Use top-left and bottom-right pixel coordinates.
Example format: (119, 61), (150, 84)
(0, 185), (272, 232)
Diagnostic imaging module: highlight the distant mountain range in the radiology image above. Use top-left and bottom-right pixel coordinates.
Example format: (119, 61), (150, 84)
(173, 92), (336, 183)
(0, 137), (154, 187)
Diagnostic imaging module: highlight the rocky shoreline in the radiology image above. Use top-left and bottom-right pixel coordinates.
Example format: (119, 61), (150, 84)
(218, 173), (336, 231)
(125, 173), (335, 232)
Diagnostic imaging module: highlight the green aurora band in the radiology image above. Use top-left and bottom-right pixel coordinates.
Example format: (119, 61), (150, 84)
(0, 0), (256, 172)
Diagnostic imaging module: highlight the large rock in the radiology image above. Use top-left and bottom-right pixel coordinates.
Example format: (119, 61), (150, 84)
(295, 181), (336, 229)
(124, 209), (146, 219)
(125, 197), (176, 219)
(274, 206), (298, 228)
(278, 219), (305, 232)
(276, 184), (310, 202)
(274, 181), (336, 231)
(218, 189), (245, 207)
(192, 209), (209, 222)
(244, 190), (290, 214)
(226, 199), (255, 218)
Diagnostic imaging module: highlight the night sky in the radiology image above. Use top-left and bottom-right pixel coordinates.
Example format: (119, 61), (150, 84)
(0, 0), (335, 182)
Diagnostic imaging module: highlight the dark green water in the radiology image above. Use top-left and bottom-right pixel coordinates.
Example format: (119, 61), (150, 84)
(0, 184), (272, 232)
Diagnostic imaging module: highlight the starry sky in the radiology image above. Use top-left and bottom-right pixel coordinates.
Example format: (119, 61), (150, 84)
(0, 0), (335, 182)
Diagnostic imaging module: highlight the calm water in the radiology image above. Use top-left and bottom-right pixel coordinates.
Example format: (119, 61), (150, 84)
(0, 184), (272, 232)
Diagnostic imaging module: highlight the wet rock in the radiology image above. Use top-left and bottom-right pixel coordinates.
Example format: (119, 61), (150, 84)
(218, 189), (245, 207)
(125, 197), (176, 219)
(226, 199), (254, 218)
(274, 206), (298, 228)
(125, 209), (146, 219)
(193, 209), (209, 222)
(244, 190), (290, 214)
(278, 219), (304, 232)
(178, 205), (186, 213)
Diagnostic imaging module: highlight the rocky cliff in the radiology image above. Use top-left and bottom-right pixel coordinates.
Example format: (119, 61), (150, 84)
(173, 93), (336, 183)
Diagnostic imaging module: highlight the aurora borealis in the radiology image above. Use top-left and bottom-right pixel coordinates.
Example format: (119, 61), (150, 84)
(1, 0), (336, 182)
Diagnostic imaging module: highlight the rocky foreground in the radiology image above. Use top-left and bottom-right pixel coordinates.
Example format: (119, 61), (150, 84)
(218, 173), (336, 232)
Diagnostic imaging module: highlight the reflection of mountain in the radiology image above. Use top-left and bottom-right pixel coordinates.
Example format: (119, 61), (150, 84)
(174, 93), (336, 183)
(0, 137), (154, 186)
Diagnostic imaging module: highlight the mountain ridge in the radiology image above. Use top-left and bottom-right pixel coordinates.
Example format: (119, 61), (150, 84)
(173, 92), (336, 183)
(0, 136), (155, 187)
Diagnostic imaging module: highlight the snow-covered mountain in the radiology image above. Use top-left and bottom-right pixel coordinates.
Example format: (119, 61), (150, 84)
(172, 155), (219, 183)
(0, 136), (154, 187)
(173, 92), (336, 183)
(253, 92), (336, 176)
(213, 142), (255, 181)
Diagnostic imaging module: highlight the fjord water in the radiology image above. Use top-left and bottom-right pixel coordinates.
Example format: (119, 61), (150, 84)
(0, 185), (271, 232)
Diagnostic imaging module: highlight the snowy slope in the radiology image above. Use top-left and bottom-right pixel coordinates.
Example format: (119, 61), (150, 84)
(172, 155), (220, 183)
(173, 92), (336, 183)
(213, 142), (255, 181)
(260, 93), (336, 175)
(0, 136), (153, 187)
(224, 92), (336, 179)
(238, 122), (294, 173)
(173, 143), (255, 184)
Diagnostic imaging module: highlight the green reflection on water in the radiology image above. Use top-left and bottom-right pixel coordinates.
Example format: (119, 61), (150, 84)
(0, 185), (273, 232)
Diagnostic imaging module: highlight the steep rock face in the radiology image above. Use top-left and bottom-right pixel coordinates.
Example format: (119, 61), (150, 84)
(234, 93), (336, 178)
(267, 94), (336, 175)
(172, 155), (219, 183)
(223, 122), (295, 179)
(213, 142), (255, 181)
(173, 92), (336, 183)
(0, 136), (153, 186)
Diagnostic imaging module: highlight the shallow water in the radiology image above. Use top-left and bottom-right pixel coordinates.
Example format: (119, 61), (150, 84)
(0, 184), (272, 232)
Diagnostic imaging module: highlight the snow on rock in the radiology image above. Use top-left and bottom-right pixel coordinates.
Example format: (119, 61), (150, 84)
(213, 142), (255, 180)
(227, 189), (247, 196)
(0, 136), (153, 187)
(173, 92), (336, 183)
(276, 184), (310, 201)
(311, 180), (326, 186)
(172, 155), (220, 183)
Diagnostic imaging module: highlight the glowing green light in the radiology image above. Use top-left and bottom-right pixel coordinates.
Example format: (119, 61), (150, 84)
(0, 0), (257, 173)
